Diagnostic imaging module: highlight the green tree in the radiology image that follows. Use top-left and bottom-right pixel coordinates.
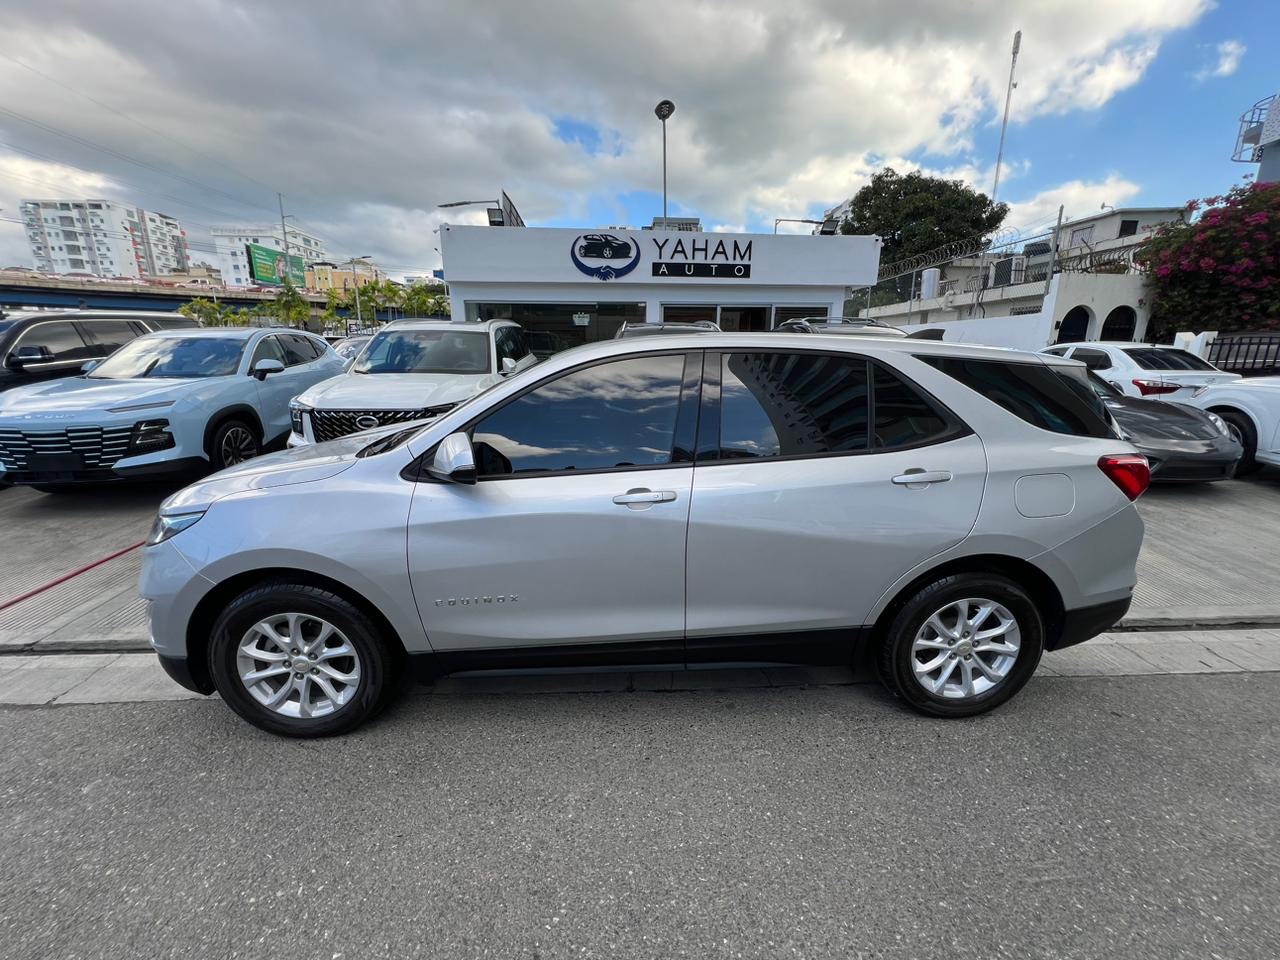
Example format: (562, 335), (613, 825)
(838, 167), (1008, 279)
(1135, 180), (1279, 339)
(178, 297), (223, 325)
(402, 283), (450, 318)
(269, 279), (312, 329)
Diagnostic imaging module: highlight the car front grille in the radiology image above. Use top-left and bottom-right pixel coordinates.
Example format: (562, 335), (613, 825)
(0, 425), (134, 471)
(309, 408), (432, 443)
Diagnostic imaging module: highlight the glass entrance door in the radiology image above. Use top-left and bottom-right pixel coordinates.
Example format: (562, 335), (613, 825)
(718, 306), (769, 332)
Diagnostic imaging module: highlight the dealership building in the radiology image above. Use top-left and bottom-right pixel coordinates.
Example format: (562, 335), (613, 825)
(439, 225), (882, 346)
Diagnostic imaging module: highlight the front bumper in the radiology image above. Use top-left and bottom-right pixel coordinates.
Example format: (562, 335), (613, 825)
(157, 653), (214, 694)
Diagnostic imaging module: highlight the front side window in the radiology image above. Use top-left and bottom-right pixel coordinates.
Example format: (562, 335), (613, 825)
(354, 329), (491, 374)
(250, 336), (286, 367)
(89, 337), (246, 379)
(471, 354), (686, 477)
(11, 321), (89, 363)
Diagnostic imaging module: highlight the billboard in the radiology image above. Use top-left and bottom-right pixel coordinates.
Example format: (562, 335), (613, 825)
(246, 242), (305, 286)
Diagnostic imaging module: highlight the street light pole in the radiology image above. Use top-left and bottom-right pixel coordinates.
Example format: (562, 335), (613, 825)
(345, 255), (371, 335)
(654, 100), (675, 221)
(774, 218), (824, 234)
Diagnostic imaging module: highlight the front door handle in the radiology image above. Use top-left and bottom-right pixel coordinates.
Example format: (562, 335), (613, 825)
(891, 469), (953, 486)
(612, 488), (677, 507)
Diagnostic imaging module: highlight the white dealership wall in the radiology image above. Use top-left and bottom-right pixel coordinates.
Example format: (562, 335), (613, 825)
(440, 225), (882, 325)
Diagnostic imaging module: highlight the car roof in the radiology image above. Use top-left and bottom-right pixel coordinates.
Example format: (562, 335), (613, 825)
(381, 318), (509, 332)
(540, 332), (1067, 367)
(1052, 342), (1176, 350)
(142, 326), (283, 340)
(0, 309), (187, 323)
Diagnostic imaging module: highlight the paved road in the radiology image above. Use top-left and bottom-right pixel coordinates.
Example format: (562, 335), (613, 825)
(2, 673), (1277, 959)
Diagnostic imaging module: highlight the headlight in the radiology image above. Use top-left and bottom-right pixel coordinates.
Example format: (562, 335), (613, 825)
(290, 401), (310, 435)
(129, 418), (174, 453)
(146, 511), (205, 545)
(1205, 411), (1231, 437)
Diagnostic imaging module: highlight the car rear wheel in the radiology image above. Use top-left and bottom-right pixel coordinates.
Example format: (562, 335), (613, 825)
(208, 582), (399, 737)
(877, 573), (1044, 718)
(210, 418), (260, 470)
(1216, 410), (1260, 475)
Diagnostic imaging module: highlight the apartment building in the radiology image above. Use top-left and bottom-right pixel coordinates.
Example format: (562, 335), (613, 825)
(210, 224), (328, 287)
(20, 198), (190, 279)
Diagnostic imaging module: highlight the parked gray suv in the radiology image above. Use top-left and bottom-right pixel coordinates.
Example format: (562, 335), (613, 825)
(141, 335), (1147, 736)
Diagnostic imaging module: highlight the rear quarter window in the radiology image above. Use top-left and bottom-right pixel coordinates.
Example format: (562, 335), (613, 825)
(919, 355), (1115, 439)
(1122, 348), (1216, 371)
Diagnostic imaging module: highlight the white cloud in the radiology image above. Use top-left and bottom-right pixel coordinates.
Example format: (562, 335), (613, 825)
(1194, 40), (1245, 81)
(0, 1), (1211, 275)
(0, 152), (122, 267)
(1002, 174), (1143, 238)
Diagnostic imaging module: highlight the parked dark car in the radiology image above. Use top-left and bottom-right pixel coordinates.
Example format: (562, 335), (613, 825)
(577, 234), (632, 259)
(1086, 371), (1241, 482)
(525, 330), (572, 359)
(0, 310), (198, 395)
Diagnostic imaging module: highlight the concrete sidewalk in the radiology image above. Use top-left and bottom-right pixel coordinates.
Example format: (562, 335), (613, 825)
(3, 627), (1278, 707)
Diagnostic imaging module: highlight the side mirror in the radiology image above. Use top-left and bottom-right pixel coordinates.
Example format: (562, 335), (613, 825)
(501, 357), (518, 375)
(426, 431), (476, 484)
(7, 345), (52, 369)
(253, 358), (285, 381)
(81, 359), (100, 374)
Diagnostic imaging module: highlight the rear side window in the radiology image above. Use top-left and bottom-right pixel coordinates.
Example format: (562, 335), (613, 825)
(1071, 348), (1112, 371)
(1122, 348), (1216, 371)
(920, 356), (1114, 439)
(713, 352), (961, 461)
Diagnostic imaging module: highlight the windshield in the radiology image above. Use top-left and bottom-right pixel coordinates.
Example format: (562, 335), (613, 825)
(88, 336), (245, 379)
(334, 337), (369, 360)
(353, 329), (490, 374)
(1122, 347), (1217, 372)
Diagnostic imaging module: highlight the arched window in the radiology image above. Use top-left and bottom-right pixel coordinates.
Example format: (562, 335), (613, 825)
(1100, 306), (1137, 342)
(1056, 306), (1090, 344)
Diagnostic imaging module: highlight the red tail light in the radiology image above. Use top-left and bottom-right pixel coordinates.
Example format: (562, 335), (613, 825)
(1132, 378), (1179, 396)
(1098, 454), (1150, 501)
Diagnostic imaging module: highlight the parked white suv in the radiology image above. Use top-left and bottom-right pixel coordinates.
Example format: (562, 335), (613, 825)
(1041, 342), (1239, 400)
(288, 319), (538, 445)
(142, 334), (1147, 736)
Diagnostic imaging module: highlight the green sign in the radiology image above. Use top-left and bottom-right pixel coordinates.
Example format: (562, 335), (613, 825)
(246, 242), (306, 286)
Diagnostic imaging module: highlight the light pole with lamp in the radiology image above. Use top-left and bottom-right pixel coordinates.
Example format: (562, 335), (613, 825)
(654, 100), (675, 220)
(344, 255), (371, 336)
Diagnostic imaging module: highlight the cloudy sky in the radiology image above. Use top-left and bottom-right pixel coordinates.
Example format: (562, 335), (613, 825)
(0, 0), (1273, 278)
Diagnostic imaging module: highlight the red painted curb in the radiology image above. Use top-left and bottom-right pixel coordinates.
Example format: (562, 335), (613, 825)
(0, 541), (146, 612)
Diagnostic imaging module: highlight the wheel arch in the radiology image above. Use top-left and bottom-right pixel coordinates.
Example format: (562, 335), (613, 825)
(203, 404), (265, 458)
(184, 567), (410, 694)
(1205, 402), (1262, 437)
(868, 554), (1066, 653)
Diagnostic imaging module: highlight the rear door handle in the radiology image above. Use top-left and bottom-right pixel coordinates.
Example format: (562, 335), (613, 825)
(892, 469), (953, 486)
(612, 488), (677, 506)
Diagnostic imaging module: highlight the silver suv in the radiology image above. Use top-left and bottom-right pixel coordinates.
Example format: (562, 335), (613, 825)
(141, 335), (1147, 736)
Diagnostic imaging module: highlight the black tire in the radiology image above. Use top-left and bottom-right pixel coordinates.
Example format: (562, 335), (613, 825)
(209, 417), (260, 470)
(876, 573), (1045, 718)
(208, 581), (400, 737)
(1216, 410), (1260, 476)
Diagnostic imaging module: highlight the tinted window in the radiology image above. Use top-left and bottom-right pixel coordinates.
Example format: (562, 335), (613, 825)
(280, 334), (317, 365)
(494, 327), (520, 365)
(1122, 347), (1216, 371)
(872, 364), (954, 449)
(11, 321), (89, 362)
(354, 330), (490, 374)
(250, 336), (286, 367)
(82, 320), (141, 353)
(88, 336), (245, 379)
(719, 352), (869, 459)
(472, 354), (685, 476)
(921, 356), (1114, 438)
(1071, 348), (1112, 371)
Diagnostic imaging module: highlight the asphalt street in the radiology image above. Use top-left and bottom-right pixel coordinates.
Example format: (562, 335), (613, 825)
(2, 673), (1277, 959)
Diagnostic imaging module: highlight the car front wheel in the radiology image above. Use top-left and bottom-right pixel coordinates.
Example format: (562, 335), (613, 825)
(1216, 410), (1260, 475)
(208, 582), (399, 737)
(210, 418), (260, 470)
(877, 573), (1044, 718)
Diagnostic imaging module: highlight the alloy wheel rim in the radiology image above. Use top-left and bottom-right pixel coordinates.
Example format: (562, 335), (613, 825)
(910, 598), (1021, 700)
(220, 426), (257, 466)
(236, 613), (362, 719)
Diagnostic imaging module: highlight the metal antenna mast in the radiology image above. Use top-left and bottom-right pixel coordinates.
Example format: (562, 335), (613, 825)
(991, 30), (1021, 205)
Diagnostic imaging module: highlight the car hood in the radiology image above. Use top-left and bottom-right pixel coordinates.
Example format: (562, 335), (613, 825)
(1105, 396), (1221, 441)
(0, 376), (191, 415)
(296, 372), (488, 410)
(160, 429), (394, 515)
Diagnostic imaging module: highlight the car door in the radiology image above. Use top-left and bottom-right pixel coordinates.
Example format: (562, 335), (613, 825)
(5, 320), (95, 385)
(247, 335), (296, 441)
(406, 350), (699, 652)
(685, 349), (986, 648)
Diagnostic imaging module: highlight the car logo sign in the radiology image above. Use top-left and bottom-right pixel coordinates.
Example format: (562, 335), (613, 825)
(355, 415), (380, 430)
(570, 233), (641, 281)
